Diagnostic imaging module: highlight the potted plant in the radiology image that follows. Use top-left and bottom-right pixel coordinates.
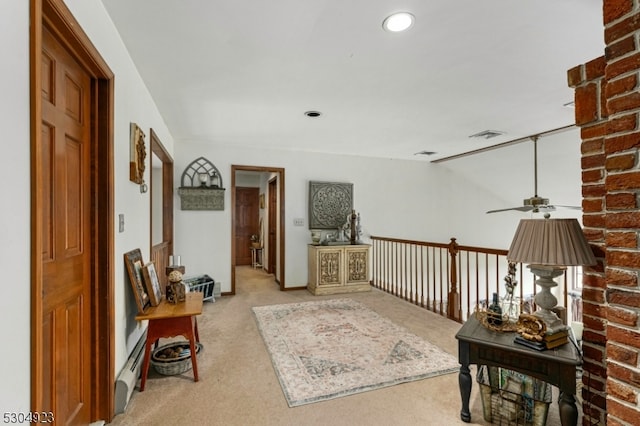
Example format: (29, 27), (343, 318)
(250, 234), (261, 248)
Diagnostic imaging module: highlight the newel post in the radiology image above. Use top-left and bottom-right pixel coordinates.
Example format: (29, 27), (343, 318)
(447, 237), (461, 321)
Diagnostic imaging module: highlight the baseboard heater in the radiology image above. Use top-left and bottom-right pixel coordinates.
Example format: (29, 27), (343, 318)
(114, 331), (147, 414)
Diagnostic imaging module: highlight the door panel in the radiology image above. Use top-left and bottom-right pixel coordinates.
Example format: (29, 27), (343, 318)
(268, 178), (277, 274)
(235, 187), (260, 265)
(40, 26), (92, 425)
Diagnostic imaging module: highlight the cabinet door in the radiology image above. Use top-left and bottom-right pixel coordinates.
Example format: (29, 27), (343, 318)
(318, 249), (342, 286)
(345, 248), (369, 284)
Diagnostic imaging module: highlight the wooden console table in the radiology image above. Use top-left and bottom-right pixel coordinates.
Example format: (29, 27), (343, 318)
(136, 292), (203, 391)
(455, 315), (581, 426)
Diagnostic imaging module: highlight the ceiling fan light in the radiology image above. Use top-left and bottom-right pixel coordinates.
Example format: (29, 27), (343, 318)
(382, 12), (415, 32)
(523, 196), (549, 207)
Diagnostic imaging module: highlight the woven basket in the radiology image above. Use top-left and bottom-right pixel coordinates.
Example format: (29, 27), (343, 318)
(151, 341), (203, 376)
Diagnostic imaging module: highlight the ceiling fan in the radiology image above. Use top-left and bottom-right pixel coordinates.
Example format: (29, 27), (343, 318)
(486, 136), (581, 214)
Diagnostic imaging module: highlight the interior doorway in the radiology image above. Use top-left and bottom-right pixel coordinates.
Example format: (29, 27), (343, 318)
(231, 165), (285, 293)
(150, 129), (174, 290)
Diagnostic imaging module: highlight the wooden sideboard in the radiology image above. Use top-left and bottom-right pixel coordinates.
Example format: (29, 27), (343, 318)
(307, 243), (371, 295)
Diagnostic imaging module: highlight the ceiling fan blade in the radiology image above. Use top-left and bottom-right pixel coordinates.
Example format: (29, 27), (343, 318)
(486, 206), (534, 214)
(554, 205), (582, 210)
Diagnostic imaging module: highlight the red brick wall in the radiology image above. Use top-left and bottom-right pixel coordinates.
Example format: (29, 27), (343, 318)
(569, 1), (640, 424)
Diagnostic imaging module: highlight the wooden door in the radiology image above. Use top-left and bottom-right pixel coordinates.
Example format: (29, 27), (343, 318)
(235, 187), (260, 265)
(39, 26), (92, 425)
(268, 178), (277, 275)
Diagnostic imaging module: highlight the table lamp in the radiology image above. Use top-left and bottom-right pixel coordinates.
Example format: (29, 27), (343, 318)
(507, 217), (596, 333)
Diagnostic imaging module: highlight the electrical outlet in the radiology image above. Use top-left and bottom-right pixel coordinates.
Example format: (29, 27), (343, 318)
(293, 218), (304, 226)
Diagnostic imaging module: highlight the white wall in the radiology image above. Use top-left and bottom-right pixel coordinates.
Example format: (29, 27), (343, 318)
(174, 132), (583, 291)
(0, 0), (31, 413)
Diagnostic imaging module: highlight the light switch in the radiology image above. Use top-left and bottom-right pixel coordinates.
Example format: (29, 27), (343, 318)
(119, 214), (125, 232)
(293, 218), (304, 226)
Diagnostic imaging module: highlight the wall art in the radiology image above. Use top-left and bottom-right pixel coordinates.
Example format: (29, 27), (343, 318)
(129, 122), (146, 186)
(308, 181), (353, 229)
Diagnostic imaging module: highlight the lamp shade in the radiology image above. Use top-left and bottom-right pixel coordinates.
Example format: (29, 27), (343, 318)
(507, 218), (596, 266)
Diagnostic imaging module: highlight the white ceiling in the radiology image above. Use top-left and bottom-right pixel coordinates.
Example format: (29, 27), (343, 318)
(101, 0), (604, 162)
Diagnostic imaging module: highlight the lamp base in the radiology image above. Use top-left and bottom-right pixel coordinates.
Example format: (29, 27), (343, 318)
(528, 264), (568, 334)
(533, 310), (567, 335)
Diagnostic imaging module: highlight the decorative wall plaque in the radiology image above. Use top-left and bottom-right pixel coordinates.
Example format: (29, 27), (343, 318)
(308, 181), (353, 229)
(177, 157), (225, 210)
(129, 122), (147, 192)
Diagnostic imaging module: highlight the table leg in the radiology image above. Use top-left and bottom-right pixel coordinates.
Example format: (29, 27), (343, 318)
(558, 392), (578, 426)
(139, 338), (154, 392)
(188, 317), (199, 382)
(458, 341), (472, 422)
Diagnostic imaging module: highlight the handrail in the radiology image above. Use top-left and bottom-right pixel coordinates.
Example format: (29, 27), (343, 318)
(370, 236), (582, 324)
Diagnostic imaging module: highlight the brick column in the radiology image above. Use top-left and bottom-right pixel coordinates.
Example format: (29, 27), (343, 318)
(568, 56), (609, 425)
(569, 1), (640, 424)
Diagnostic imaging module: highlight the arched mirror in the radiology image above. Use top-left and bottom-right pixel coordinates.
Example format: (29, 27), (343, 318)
(150, 129), (174, 290)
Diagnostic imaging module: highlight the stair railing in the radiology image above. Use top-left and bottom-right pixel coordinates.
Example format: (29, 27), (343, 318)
(370, 236), (581, 323)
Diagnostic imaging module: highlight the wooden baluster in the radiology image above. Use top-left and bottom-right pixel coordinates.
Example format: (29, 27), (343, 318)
(447, 237), (461, 322)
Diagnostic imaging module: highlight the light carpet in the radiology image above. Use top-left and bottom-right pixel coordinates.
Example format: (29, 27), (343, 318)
(252, 298), (459, 407)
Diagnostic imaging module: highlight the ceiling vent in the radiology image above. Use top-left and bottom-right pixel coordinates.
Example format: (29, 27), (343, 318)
(469, 130), (504, 139)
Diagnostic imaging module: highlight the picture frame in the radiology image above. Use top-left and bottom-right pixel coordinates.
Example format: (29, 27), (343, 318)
(129, 122), (146, 185)
(142, 262), (163, 307)
(308, 181), (353, 229)
(124, 249), (151, 313)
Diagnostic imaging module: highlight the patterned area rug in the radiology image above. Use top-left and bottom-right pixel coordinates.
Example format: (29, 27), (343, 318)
(252, 298), (459, 407)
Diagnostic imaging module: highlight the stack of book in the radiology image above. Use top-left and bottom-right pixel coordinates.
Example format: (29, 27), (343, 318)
(514, 327), (570, 351)
(543, 327), (570, 349)
(514, 335), (546, 351)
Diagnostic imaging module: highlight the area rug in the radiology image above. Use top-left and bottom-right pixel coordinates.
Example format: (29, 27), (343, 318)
(252, 298), (459, 407)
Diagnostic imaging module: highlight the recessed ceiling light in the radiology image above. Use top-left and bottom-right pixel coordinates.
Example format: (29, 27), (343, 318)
(414, 150), (437, 156)
(382, 12), (415, 32)
(304, 111), (322, 118)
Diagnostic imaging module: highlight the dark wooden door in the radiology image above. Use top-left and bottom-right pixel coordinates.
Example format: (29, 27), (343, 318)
(235, 187), (260, 265)
(268, 178), (277, 274)
(40, 26), (92, 425)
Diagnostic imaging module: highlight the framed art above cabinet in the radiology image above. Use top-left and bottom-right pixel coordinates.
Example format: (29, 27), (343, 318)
(308, 181), (353, 229)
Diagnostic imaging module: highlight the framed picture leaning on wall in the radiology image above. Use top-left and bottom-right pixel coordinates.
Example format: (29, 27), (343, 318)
(143, 262), (163, 306)
(124, 249), (151, 313)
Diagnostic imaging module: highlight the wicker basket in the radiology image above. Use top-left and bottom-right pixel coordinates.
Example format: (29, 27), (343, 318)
(151, 341), (203, 376)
